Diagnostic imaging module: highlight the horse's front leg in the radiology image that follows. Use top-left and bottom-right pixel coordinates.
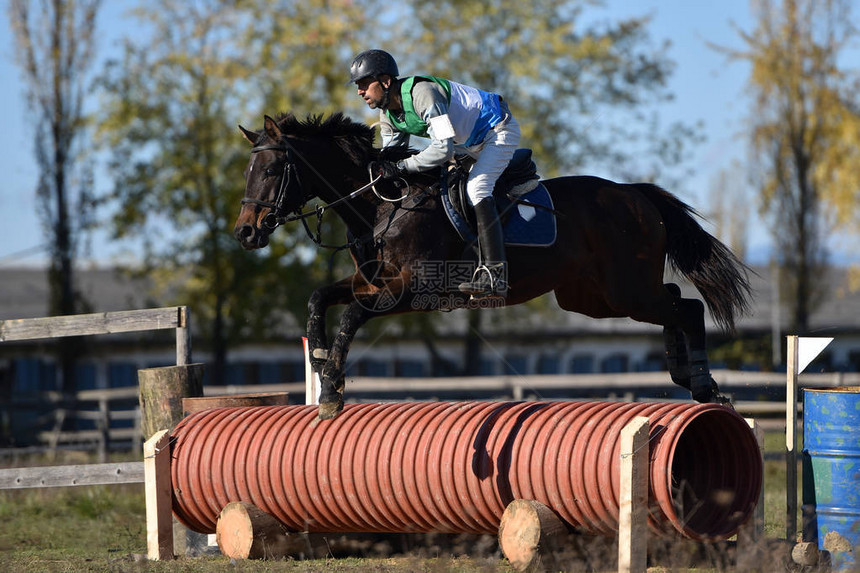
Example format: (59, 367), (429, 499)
(306, 280), (354, 391)
(317, 300), (373, 420)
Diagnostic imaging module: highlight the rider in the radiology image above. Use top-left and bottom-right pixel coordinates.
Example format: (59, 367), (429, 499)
(348, 49), (520, 298)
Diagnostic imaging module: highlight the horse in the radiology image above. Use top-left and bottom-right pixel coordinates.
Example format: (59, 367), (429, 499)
(234, 113), (752, 420)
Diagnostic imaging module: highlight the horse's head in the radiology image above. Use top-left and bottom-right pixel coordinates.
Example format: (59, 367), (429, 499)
(234, 115), (312, 249)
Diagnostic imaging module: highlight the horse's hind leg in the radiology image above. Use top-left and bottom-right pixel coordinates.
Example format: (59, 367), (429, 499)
(636, 283), (729, 405)
(663, 284), (691, 390)
(662, 284), (730, 405)
(664, 326), (691, 389)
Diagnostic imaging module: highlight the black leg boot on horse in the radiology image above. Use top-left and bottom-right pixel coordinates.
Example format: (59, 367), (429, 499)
(688, 349), (733, 408)
(458, 197), (508, 298)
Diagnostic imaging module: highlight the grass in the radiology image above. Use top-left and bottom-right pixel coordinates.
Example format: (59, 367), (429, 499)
(0, 433), (804, 572)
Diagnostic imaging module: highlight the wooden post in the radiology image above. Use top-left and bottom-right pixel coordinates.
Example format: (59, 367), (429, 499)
(302, 337), (321, 405)
(498, 499), (567, 572)
(786, 335), (799, 543)
(737, 418), (765, 571)
(618, 416), (650, 573)
(144, 429), (173, 561)
(175, 306), (191, 366)
(138, 363), (204, 557)
(216, 501), (302, 560)
(97, 397), (109, 463)
(138, 364), (204, 440)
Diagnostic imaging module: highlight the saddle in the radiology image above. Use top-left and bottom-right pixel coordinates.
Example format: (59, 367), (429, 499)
(446, 149), (540, 229)
(352, 148), (555, 282)
(443, 148), (557, 248)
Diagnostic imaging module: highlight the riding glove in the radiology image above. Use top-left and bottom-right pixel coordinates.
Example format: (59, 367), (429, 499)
(370, 160), (405, 180)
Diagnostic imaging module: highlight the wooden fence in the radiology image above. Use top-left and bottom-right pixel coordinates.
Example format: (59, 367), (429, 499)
(0, 306), (191, 459)
(0, 306), (191, 363)
(2, 304), (858, 457)
(5, 369), (858, 459)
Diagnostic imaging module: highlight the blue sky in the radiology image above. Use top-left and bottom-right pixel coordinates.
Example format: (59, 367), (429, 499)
(0, 0), (851, 267)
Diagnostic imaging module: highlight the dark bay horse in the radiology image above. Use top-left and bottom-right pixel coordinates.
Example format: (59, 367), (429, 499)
(234, 113), (752, 420)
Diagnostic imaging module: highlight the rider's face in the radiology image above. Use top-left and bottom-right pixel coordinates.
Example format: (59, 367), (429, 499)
(356, 75), (390, 110)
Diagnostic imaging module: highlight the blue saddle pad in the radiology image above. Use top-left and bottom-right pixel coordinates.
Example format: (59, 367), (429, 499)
(441, 183), (557, 248)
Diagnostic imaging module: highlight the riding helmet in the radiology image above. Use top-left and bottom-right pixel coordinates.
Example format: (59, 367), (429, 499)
(348, 49), (399, 84)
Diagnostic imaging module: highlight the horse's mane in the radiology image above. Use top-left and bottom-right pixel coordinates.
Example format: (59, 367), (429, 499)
(272, 112), (378, 165)
(271, 112), (417, 165)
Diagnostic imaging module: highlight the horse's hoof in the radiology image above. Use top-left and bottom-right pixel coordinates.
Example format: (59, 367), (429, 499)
(713, 394), (735, 410)
(317, 400), (343, 421)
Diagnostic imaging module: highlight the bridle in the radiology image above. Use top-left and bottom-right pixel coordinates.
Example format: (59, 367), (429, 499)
(241, 143), (306, 231)
(240, 139), (403, 237)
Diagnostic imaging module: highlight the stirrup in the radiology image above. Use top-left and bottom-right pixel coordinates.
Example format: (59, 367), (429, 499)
(458, 263), (508, 298)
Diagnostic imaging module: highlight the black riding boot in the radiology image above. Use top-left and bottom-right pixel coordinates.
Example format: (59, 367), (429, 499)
(458, 197), (508, 297)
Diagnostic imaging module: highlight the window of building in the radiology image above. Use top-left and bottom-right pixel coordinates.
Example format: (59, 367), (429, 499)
(637, 353), (664, 372)
(504, 355), (528, 376)
(479, 358), (496, 376)
(569, 354), (595, 374)
(223, 363), (245, 386)
(109, 362), (137, 387)
(13, 358), (54, 393)
(361, 360), (388, 377)
(847, 349), (860, 372)
(537, 354), (560, 374)
(283, 362), (305, 382)
(396, 360), (425, 378)
(600, 354), (628, 373)
(257, 362), (282, 384)
(76, 363), (98, 390)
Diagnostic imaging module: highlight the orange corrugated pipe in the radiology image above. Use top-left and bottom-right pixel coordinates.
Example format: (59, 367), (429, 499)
(169, 401), (761, 541)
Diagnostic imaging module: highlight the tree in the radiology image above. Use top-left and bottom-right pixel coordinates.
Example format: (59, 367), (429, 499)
(389, 0), (699, 181)
(96, 0), (375, 382)
(726, 0), (860, 333)
(708, 165), (750, 261)
(9, 0), (101, 392)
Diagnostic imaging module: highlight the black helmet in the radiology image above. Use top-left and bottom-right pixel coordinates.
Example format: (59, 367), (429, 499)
(348, 49), (398, 84)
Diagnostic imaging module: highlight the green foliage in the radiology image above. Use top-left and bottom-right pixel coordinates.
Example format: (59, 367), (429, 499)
(723, 0), (860, 332)
(94, 0), (373, 371)
(710, 335), (775, 371)
(385, 0), (701, 181)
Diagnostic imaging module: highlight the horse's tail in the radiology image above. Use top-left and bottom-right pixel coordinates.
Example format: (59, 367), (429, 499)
(633, 183), (753, 334)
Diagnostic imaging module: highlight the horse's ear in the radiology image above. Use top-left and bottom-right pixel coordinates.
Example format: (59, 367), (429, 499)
(263, 115), (283, 141)
(238, 125), (258, 145)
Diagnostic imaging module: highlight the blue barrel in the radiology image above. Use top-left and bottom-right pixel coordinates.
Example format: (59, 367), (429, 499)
(803, 387), (860, 567)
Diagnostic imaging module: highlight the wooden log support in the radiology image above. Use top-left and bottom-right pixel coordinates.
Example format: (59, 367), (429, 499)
(182, 392), (290, 416)
(791, 541), (820, 566)
(144, 429), (173, 561)
(138, 364), (204, 439)
(216, 501), (304, 560)
(618, 416), (650, 573)
(498, 499), (567, 572)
